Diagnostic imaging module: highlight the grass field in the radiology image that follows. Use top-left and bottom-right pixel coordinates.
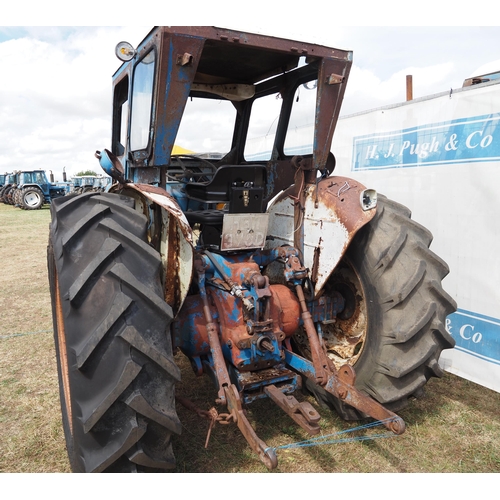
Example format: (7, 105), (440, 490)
(1, 201), (499, 474)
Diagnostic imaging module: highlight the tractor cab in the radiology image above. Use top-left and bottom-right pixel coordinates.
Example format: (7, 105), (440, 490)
(106, 27), (351, 250)
(17, 170), (50, 192)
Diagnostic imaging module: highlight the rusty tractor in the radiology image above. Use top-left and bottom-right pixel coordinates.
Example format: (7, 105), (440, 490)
(47, 26), (456, 472)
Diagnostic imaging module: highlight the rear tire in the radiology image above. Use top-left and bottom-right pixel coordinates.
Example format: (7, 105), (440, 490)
(48, 192), (181, 472)
(0, 184), (13, 203)
(22, 187), (44, 210)
(300, 195), (457, 419)
(14, 188), (22, 207)
(7, 185), (17, 205)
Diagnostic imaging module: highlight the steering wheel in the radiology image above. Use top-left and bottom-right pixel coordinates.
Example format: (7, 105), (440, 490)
(169, 154), (218, 183)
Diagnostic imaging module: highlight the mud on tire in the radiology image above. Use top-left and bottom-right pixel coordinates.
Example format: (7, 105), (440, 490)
(47, 192), (181, 472)
(302, 194), (457, 420)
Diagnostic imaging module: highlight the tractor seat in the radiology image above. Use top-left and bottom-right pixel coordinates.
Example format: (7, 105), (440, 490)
(184, 165), (267, 227)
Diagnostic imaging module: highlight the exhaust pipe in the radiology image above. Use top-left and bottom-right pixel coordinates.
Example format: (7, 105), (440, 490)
(406, 75), (413, 101)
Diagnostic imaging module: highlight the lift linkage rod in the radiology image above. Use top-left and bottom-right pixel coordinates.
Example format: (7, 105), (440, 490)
(195, 248), (405, 470)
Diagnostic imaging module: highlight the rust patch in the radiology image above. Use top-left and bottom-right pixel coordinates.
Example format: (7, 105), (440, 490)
(54, 266), (73, 435)
(311, 241), (321, 283)
(123, 182), (193, 242)
(317, 175), (375, 234)
(164, 213), (182, 312)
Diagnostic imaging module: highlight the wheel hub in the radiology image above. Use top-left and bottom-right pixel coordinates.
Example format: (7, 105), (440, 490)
(25, 192), (41, 207)
(293, 260), (367, 370)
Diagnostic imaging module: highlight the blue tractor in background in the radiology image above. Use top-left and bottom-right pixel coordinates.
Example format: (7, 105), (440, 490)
(47, 26), (456, 472)
(4, 170), (66, 209)
(0, 172), (18, 204)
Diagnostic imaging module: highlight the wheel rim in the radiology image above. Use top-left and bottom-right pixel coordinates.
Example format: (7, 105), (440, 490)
(293, 259), (368, 370)
(24, 191), (42, 207)
(322, 260), (368, 369)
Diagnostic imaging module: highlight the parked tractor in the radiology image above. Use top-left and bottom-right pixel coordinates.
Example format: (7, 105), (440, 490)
(1, 172), (18, 204)
(70, 175), (98, 194)
(4, 170), (66, 209)
(47, 27), (456, 472)
(0, 173), (15, 203)
(94, 175), (112, 192)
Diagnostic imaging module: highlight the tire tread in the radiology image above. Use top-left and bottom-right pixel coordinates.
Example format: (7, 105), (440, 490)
(48, 193), (180, 472)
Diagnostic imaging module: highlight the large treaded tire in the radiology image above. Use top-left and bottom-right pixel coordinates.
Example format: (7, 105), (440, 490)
(6, 185), (17, 205)
(1, 184), (14, 203)
(13, 187), (22, 207)
(47, 192), (181, 472)
(304, 194), (457, 420)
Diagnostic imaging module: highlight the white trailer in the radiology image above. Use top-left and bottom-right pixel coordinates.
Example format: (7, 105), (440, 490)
(332, 73), (500, 393)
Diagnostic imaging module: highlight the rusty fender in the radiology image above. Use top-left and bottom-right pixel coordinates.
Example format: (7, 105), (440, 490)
(113, 182), (194, 314)
(266, 175), (376, 297)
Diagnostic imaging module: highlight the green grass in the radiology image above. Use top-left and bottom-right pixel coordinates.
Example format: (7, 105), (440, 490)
(1, 201), (499, 473)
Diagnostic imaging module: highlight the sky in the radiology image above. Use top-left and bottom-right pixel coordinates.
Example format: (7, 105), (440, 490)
(1, 5), (499, 182)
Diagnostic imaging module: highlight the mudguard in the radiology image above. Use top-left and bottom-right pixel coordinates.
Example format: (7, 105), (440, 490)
(266, 175), (377, 297)
(111, 182), (194, 315)
(97, 149), (194, 313)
